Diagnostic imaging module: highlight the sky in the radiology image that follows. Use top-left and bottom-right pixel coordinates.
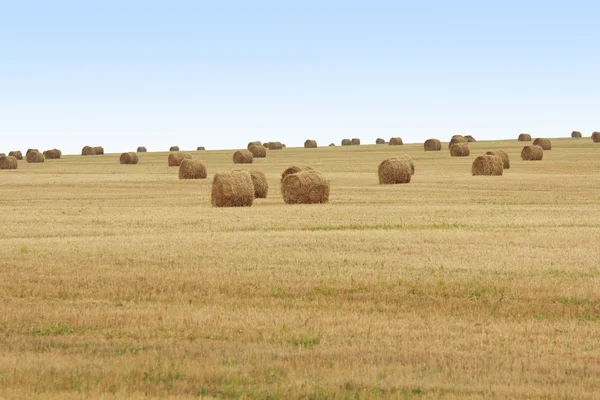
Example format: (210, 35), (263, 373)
(1, 0), (599, 154)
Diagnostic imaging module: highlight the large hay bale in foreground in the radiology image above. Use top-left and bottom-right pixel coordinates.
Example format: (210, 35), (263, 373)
(533, 138), (551, 150)
(170, 146), (180, 152)
(9, 150), (23, 160)
(93, 146), (104, 155)
(268, 142), (283, 150)
(376, 138), (385, 144)
(472, 154), (503, 176)
(571, 131), (582, 138)
(43, 149), (61, 159)
(464, 135), (476, 142)
(351, 138), (361, 145)
(521, 145), (544, 160)
(378, 158), (412, 184)
(248, 145), (266, 158)
(424, 138), (441, 151)
(119, 152), (139, 164)
(281, 165), (315, 181)
(197, 146), (206, 151)
(26, 150), (45, 163)
(341, 138), (351, 146)
(168, 152), (192, 166)
(389, 137), (403, 146)
(592, 132), (600, 143)
(449, 136), (468, 148)
(137, 146), (147, 152)
(249, 170), (268, 198)
(518, 133), (532, 141)
(179, 159), (207, 179)
(233, 150), (253, 164)
(450, 143), (470, 157)
(304, 139), (317, 148)
(26, 149), (39, 156)
(0, 155), (18, 170)
(81, 146), (96, 156)
(486, 150), (510, 169)
(281, 170), (329, 204)
(211, 170), (254, 207)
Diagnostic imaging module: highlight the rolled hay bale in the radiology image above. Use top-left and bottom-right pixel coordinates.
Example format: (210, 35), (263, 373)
(281, 170), (329, 204)
(378, 157), (412, 184)
(449, 136), (468, 148)
(249, 170), (268, 198)
(486, 150), (510, 169)
(0, 155), (18, 170)
(268, 142), (283, 150)
(592, 132), (600, 143)
(451, 135), (464, 140)
(389, 137), (403, 146)
(137, 146), (147, 152)
(424, 138), (442, 151)
(450, 143), (470, 157)
(472, 154), (503, 176)
(81, 146), (96, 156)
(281, 165), (315, 181)
(304, 139), (317, 148)
(329, 143), (335, 146)
(341, 138), (351, 146)
(521, 145), (544, 160)
(248, 145), (267, 158)
(168, 152), (192, 166)
(571, 131), (582, 138)
(351, 138), (361, 145)
(119, 152), (139, 165)
(247, 141), (262, 150)
(8, 151), (23, 160)
(197, 146), (206, 151)
(533, 138), (551, 150)
(170, 146), (180, 152)
(178, 159), (207, 179)
(233, 150), (254, 164)
(263, 142), (270, 148)
(26, 148), (39, 156)
(376, 138), (385, 144)
(43, 149), (61, 159)
(93, 146), (104, 155)
(464, 135), (476, 142)
(26, 150), (45, 163)
(518, 133), (532, 141)
(211, 170), (254, 207)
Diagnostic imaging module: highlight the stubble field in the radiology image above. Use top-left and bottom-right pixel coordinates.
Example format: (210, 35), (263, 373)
(1, 138), (600, 399)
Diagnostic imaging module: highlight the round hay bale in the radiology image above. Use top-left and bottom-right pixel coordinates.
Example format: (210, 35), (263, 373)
(449, 136), (468, 148)
(341, 138), (351, 146)
(424, 138), (441, 151)
(263, 142), (270, 148)
(0, 155), (18, 170)
(211, 170), (254, 207)
(281, 165), (315, 181)
(26, 150), (45, 163)
(450, 143), (470, 157)
(329, 143), (335, 146)
(9, 151), (23, 160)
(168, 152), (192, 166)
(521, 145), (544, 160)
(351, 138), (361, 145)
(81, 146), (96, 156)
(304, 139), (317, 148)
(179, 159), (207, 179)
(268, 142), (283, 150)
(389, 137), (403, 146)
(197, 146), (206, 151)
(137, 146), (147, 152)
(26, 149), (39, 156)
(249, 170), (268, 198)
(592, 132), (600, 143)
(248, 145), (266, 158)
(43, 149), (61, 159)
(247, 141), (262, 150)
(518, 133), (532, 141)
(533, 138), (551, 150)
(119, 152), (139, 164)
(472, 154), (503, 176)
(464, 135), (476, 142)
(571, 131), (582, 138)
(378, 158), (412, 184)
(281, 170), (329, 204)
(233, 150), (254, 164)
(486, 150), (510, 169)
(93, 146), (104, 155)
(451, 135), (464, 140)
(376, 138), (385, 144)
(170, 146), (180, 152)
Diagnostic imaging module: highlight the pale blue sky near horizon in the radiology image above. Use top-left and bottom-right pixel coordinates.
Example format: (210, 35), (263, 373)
(1, 1), (599, 154)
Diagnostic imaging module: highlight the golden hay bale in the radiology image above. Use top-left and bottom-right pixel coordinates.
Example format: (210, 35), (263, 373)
(521, 145), (544, 160)
(518, 133), (532, 141)
(464, 135), (476, 142)
(168, 152), (192, 166)
(233, 150), (254, 164)
(119, 152), (139, 164)
(9, 150), (23, 160)
(376, 138), (385, 144)
(592, 132), (600, 143)
(472, 154), (503, 176)
(533, 138), (551, 150)
(304, 139), (317, 148)
(450, 143), (470, 157)
(178, 159), (207, 179)
(424, 138), (441, 151)
(137, 146), (147, 152)
(170, 146), (180, 152)
(351, 138), (361, 145)
(281, 170), (329, 204)
(43, 149), (61, 159)
(93, 146), (104, 155)
(341, 138), (351, 146)
(247, 141), (262, 150)
(281, 165), (314, 181)
(268, 142), (283, 150)
(211, 170), (254, 207)
(197, 146), (206, 151)
(26, 150), (45, 163)
(448, 136), (468, 148)
(389, 137), (403, 146)
(249, 170), (268, 198)
(0, 155), (18, 170)
(248, 145), (267, 158)
(486, 150), (510, 169)
(378, 158), (412, 184)
(26, 148), (39, 156)
(571, 131), (582, 138)
(81, 146), (96, 156)
(329, 143), (335, 146)
(451, 135), (464, 140)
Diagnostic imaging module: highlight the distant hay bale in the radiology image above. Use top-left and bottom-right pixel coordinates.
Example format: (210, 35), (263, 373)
(533, 138), (551, 150)
(249, 170), (268, 198)
(521, 145), (544, 160)
(81, 146), (96, 156)
(304, 139), (317, 148)
(424, 138), (441, 151)
(449, 136), (468, 148)
(26, 149), (39, 156)
(263, 142), (270, 148)
(518, 133), (532, 141)
(170, 146), (180, 152)
(0, 155), (18, 170)
(168, 152), (192, 166)
(341, 138), (351, 146)
(376, 138), (385, 144)
(389, 137), (403, 146)
(268, 142), (283, 150)
(43, 149), (61, 159)
(247, 141), (262, 150)
(233, 150), (254, 164)
(211, 170), (254, 207)
(464, 135), (476, 142)
(472, 154), (503, 176)
(281, 170), (329, 204)
(282, 144), (286, 148)
(486, 150), (510, 169)
(351, 138), (360, 145)
(329, 143), (335, 146)
(571, 131), (582, 138)
(178, 159), (207, 179)
(119, 152), (139, 164)
(451, 135), (464, 140)
(450, 143), (470, 157)
(378, 157), (412, 184)
(26, 150), (45, 163)
(197, 146), (206, 151)
(592, 132), (600, 143)
(137, 146), (147, 152)
(9, 151), (23, 160)
(248, 145), (266, 158)
(93, 146), (104, 155)
(281, 165), (315, 181)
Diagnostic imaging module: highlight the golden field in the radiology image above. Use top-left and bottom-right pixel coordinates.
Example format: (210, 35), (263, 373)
(1, 138), (600, 399)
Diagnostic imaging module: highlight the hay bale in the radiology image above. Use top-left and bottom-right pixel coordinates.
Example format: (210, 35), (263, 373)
(178, 159), (207, 179)
(282, 144), (286, 148)
(268, 142), (283, 150)
(486, 150), (510, 169)
(518, 133), (532, 141)
(424, 138), (441, 151)
(449, 136), (468, 148)
(8, 151), (23, 160)
(304, 139), (317, 148)
(472, 154), (503, 176)
(521, 145), (544, 160)
(263, 142), (270, 148)
(233, 150), (254, 164)
(389, 137), (403, 146)
(450, 143), (470, 157)
(26, 149), (39, 156)
(571, 131), (582, 138)
(378, 158), (412, 184)
(247, 141), (262, 150)
(137, 146), (147, 152)
(592, 132), (600, 143)
(451, 135), (464, 140)
(249, 170), (268, 198)
(81, 146), (96, 156)
(26, 150), (45, 163)
(170, 146), (180, 152)
(168, 152), (192, 166)
(464, 135), (476, 142)
(341, 138), (351, 146)
(0, 155), (18, 170)
(281, 165), (315, 181)
(533, 138), (551, 150)
(281, 170), (329, 204)
(211, 170), (254, 207)
(248, 145), (266, 158)
(197, 146), (206, 151)
(351, 138), (360, 145)
(329, 143), (335, 146)
(119, 152), (139, 164)
(93, 146), (104, 155)
(376, 138), (385, 144)
(43, 149), (61, 159)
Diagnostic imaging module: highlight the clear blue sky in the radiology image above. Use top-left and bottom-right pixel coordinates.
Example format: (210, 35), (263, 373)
(1, 1), (599, 154)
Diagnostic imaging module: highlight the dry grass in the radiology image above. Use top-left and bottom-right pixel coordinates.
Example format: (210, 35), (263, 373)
(1, 138), (600, 398)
